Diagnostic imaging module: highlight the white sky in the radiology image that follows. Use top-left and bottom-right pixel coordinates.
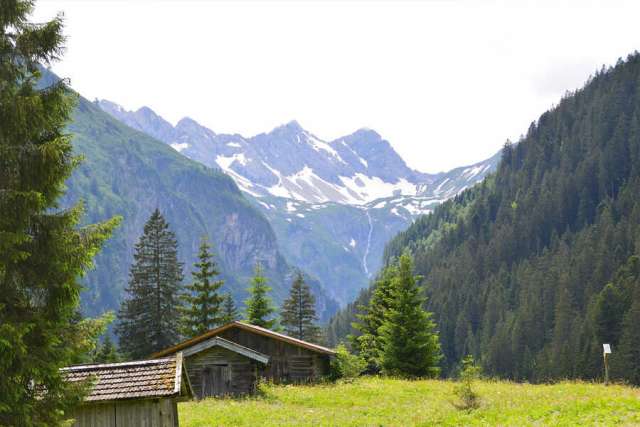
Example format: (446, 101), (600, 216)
(33, 0), (640, 172)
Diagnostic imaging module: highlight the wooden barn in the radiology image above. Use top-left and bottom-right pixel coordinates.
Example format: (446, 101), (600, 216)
(63, 353), (193, 427)
(152, 321), (335, 396)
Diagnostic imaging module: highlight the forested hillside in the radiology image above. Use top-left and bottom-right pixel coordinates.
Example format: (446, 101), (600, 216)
(331, 53), (640, 384)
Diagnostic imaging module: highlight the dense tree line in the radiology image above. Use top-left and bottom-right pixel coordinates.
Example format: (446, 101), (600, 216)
(117, 212), (323, 357)
(331, 53), (640, 384)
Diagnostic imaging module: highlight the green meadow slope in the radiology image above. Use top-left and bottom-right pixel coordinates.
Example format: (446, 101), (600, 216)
(179, 377), (640, 427)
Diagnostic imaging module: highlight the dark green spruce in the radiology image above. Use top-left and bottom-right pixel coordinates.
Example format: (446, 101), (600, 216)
(93, 335), (121, 364)
(378, 253), (442, 378)
(181, 236), (224, 337)
(281, 272), (321, 342)
(116, 209), (183, 358)
(221, 293), (240, 324)
(0, 1), (119, 424)
(244, 263), (276, 329)
(351, 264), (397, 373)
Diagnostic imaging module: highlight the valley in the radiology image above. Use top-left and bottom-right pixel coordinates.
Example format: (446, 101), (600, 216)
(7, 2), (640, 425)
(98, 100), (499, 304)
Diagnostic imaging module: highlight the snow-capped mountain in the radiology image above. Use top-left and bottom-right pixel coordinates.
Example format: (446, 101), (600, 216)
(98, 99), (500, 304)
(98, 99), (497, 209)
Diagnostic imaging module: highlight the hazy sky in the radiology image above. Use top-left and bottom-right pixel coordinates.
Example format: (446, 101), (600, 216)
(33, 1), (640, 172)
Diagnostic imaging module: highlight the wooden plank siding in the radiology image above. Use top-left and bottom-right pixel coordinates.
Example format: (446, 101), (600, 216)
(64, 354), (191, 427)
(185, 346), (260, 398)
(217, 328), (331, 383)
(72, 399), (178, 427)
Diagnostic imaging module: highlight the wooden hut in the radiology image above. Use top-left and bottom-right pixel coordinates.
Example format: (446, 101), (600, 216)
(153, 321), (336, 388)
(176, 336), (269, 398)
(63, 353), (193, 427)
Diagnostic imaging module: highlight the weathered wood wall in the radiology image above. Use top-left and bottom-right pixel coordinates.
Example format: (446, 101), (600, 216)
(185, 346), (258, 398)
(217, 328), (330, 383)
(71, 398), (178, 427)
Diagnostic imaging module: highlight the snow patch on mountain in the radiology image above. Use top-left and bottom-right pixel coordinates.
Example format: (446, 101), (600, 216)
(308, 134), (344, 162)
(462, 164), (492, 181)
(216, 153), (248, 169)
(337, 174), (417, 203)
(170, 142), (189, 152)
(286, 201), (298, 212)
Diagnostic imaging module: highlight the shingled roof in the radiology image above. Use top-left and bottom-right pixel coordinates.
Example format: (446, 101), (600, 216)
(62, 353), (193, 402)
(152, 321), (336, 358)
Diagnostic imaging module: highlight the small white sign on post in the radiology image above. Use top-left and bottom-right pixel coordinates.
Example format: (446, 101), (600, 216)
(603, 344), (612, 385)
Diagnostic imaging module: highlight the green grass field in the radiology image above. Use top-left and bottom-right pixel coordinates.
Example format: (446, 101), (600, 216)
(179, 377), (640, 426)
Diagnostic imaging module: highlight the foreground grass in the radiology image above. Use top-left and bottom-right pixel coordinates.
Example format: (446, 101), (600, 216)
(180, 377), (640, 426)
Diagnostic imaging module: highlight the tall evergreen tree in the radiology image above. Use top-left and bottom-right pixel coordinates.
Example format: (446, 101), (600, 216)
(613, 295), (640, 384)
(593, 283), (625, 347)
(0, 2), (119, 424)
(116, 209), (184, 359)
(351, 264), (397, 372)
(379, 253), (442, 378)
(244, 263), (276, 329)
(221, 293), (240, 324)
(181, 236), (224, 337)
(93, 335), (121, 364)
(281, 271), (321, 342)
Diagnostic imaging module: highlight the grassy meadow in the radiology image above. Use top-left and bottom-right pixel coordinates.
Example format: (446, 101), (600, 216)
(179, 377), (640, 426)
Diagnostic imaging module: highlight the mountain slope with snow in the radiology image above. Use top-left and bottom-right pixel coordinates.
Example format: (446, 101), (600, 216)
(98, 100), (499, 304)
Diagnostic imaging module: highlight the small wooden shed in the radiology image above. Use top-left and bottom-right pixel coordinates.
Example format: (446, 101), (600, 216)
(153, 321), (336, 387)
(177, 335), (269, 398)
(63, 353), (193, 427)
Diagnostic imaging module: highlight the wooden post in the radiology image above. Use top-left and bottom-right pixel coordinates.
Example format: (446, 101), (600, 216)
(603, 343), (611, 385)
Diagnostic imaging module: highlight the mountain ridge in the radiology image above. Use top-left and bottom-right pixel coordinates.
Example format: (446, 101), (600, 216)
(98, 99), (500, 305)
(97, 99), (497, 208)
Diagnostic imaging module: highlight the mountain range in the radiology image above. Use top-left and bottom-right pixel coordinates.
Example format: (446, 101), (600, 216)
(38, 69), (338, 323)
(97, 99), (500, 304)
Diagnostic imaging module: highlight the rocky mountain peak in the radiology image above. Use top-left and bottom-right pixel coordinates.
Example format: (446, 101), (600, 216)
(98, 100), (498, 206)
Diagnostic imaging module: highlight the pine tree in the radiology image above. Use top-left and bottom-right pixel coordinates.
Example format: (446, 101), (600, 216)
(351, 264), (397, 372)
(612, 289), (640, 385)
(181, 236), (224, 337)
(244, 263), (276, 329)
(221, 293), (240, 324)
(281, 271), (321, 342)
(116, 209), (184, 359)
(0, 2), (119, 424)
(593, 283), (625, 347)
(379, 252), (442, 378)
(94, 335), (121, 364)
